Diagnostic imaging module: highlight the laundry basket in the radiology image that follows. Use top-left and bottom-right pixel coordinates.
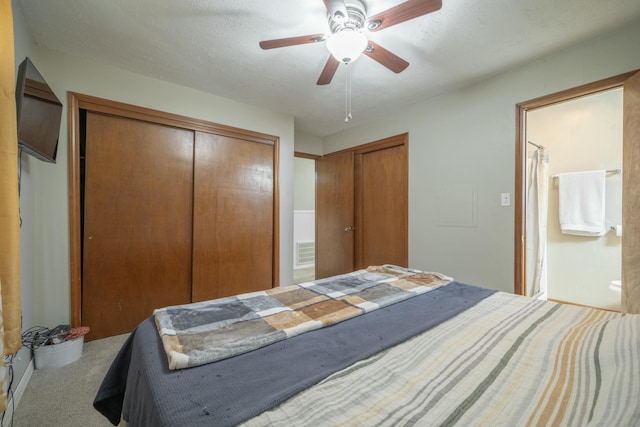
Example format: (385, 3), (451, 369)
(33, 336), (84, 369)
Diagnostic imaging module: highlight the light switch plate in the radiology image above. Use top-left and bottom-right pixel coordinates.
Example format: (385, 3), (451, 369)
(501, 192), (511, 207)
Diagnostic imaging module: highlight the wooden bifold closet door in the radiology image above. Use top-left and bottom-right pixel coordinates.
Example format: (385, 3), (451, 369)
(316, 134), (408, 279)
(80, 108), (276, 340)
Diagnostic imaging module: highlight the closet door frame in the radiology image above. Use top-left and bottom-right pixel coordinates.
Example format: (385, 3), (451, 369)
(67, 92), (280, 327)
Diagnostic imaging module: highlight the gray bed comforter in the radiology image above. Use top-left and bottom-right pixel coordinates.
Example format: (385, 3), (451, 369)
(94, 281), (494, 426)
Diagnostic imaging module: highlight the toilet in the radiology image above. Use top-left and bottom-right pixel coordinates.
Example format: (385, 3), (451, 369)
(609, 280), (622, 293)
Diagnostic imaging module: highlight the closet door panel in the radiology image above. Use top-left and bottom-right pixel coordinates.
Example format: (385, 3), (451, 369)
(358, 143), (408, 268)
(82, 112), (194, 340)
(192, 132), (274, 301)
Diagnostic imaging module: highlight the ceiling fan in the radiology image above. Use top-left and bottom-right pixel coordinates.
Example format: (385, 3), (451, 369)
(259, 0), (442, 85)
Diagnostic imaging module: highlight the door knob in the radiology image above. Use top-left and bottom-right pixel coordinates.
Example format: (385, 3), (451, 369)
(344, 226), (355, 232)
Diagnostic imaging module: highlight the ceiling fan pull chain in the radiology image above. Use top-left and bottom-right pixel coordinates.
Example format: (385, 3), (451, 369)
(345, 63), (352, 123)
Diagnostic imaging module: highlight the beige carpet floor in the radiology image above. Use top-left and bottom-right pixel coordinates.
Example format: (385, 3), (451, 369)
(12, 333), (129, 427)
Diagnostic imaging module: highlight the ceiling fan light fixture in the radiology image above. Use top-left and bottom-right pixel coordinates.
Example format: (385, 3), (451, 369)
(326, 30), (368, 64)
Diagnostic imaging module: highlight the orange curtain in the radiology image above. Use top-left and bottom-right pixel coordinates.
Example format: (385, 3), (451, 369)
(1, 0), (22, 367)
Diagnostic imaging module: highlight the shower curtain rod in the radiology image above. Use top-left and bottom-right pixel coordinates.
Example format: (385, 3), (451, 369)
(527, 141), (544, 149)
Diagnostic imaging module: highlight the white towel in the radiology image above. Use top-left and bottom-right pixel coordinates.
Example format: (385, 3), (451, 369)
(558, 170), (606, 236)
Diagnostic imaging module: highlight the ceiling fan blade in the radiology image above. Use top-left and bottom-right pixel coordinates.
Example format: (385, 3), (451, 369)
(366, 0), (442, 32)
(317, 55), (340, 85)
(323, 0), (348, 21)
(363, 41), (409, 73)
(259, 34), (326, 50)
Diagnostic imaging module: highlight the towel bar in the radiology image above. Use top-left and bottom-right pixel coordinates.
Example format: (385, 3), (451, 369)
(552, 169), (621, 180)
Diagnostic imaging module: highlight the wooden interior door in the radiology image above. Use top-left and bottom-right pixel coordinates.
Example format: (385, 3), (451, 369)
(622, 71), (640, 313)
(357, 142), (408, 268)
(316, 151), (355, 279)
(191, 132), (274, 301)
(82, 112), (194, 340)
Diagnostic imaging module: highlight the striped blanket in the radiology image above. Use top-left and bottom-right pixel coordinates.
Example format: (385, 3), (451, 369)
(244, 291), (640, 426)
(154, 265), (452, 369)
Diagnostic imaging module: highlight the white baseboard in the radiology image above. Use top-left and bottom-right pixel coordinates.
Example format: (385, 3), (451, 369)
(2, 358), (34, 427)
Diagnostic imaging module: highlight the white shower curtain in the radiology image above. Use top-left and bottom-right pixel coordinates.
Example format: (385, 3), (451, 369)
(526, 148), (549, 298)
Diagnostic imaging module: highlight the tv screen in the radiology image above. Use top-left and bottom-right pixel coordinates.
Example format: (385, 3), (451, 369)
(15, 57), (62, 163)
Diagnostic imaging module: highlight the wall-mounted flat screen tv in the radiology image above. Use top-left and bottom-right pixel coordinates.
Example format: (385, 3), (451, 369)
(15, 57), (62, 163)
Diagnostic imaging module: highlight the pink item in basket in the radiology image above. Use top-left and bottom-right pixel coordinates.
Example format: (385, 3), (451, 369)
(66, 326), (90, 340)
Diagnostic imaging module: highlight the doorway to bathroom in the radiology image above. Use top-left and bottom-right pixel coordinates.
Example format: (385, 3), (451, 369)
(525, 88), (623, 311)
(514, 70), (640, 311)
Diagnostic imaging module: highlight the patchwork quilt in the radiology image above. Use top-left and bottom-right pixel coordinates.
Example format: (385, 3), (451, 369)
(154, 265), (452, 369)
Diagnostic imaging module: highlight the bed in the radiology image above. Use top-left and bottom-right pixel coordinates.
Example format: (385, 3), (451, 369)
(94, 265), (640, 426)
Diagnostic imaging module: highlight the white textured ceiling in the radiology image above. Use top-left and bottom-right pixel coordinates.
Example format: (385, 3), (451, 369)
(15, 0), (640, 136)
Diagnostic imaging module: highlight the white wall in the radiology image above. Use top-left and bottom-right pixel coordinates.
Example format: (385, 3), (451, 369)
(294, 130), (323, 155)
(294, 157), (315, 211)
(323, 20), (640, 292)
(528, 89), (622, 310)
(12, 5), (296, 332)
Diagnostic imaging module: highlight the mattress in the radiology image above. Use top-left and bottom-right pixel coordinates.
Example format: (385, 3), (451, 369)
(94, 271), (640, 426)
